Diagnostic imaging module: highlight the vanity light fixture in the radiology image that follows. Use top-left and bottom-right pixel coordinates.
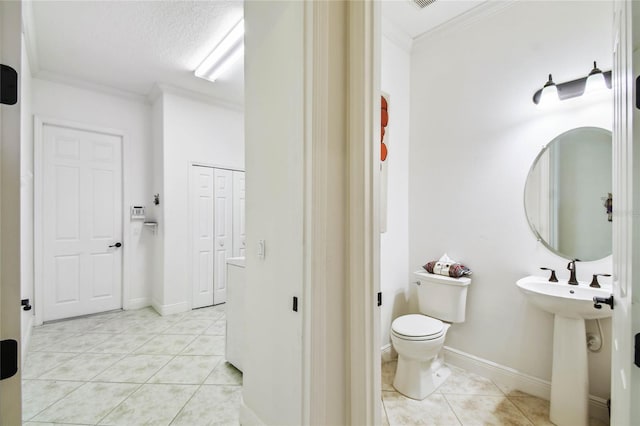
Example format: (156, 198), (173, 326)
(195, 18), (244, 83)
(538, 74), (560, 107)
(585, 61), (607, 94)
(532, 61), (612, 105)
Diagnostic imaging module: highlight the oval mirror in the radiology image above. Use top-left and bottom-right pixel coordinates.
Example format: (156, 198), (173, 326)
(524, 127), (612, 261)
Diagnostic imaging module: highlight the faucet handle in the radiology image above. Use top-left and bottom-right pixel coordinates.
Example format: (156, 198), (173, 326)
(590, 273), (612, 288)
(540, 267), (558, 282)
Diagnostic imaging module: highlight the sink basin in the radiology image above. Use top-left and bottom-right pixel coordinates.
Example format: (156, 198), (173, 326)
(516, 276), (612, 319)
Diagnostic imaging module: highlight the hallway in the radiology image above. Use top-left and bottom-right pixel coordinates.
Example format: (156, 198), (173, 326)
(22, 305), (242, 425)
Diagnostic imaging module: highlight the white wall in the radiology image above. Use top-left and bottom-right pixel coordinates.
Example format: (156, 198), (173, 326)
(409, 1), (612, 399)
(32, 78), (153, 311)
(380, 29), (411, 348)
(149, 95), (164, 309)
(152, 89), (244, 312)
(242, 1), (304, 424)
(20, 33), (34, 355)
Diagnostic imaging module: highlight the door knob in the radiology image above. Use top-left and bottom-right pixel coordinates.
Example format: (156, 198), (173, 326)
(109, 242), (122, 248)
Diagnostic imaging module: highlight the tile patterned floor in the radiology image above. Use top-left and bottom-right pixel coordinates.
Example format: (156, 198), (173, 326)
(22, 305), (242, 426)
(381, 361), (610, 426)
(24, 307), (609, 425)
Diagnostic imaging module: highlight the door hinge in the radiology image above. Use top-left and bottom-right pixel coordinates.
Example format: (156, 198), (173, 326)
(292, 296), (298, 312)
(635, 333), (640, 368)
(377, 292), (382, 307)
(0, 64), (18, 105)
(0, 339), (18, 380)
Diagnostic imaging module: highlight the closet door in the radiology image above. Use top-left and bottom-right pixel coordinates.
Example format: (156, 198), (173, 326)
(233, 171), (246, 257)
(191, 166), (214, 308)
(213, 168), (233, 304)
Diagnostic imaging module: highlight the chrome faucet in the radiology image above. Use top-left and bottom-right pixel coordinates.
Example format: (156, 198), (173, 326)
(567, 259), (580, 285)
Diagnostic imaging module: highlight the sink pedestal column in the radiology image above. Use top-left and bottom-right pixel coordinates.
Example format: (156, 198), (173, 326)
(549, 315), (589, 426)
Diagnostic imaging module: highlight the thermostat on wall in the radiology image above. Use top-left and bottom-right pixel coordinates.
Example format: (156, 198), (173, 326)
(130, 206), (145, 221)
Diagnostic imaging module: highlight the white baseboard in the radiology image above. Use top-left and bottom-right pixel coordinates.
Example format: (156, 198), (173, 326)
(381, 343), (396, 363)
(443, 346), (610, 423)
(151, 301), (189, 316)
(124, 297), (150, 310)
(239, 397), (266, 426)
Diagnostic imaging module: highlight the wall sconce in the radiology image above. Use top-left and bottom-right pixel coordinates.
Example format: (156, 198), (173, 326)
(532, 61), (612, 105)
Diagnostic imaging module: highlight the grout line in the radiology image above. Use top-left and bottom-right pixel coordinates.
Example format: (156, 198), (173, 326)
(441, 393), (464, 426)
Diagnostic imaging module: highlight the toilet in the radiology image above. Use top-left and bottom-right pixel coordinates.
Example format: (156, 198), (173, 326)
(390, 270), (471, 400)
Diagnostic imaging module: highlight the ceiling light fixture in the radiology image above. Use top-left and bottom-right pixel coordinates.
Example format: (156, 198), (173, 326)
(532, 61), (612, 105)
(195, 18), (244, 83)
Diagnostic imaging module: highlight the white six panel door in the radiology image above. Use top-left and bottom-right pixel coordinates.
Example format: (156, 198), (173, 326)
(233, 171), (246, 257)
(214, 168), (233, 304)
(191, 166), (215, 308)
(43, 124), (123, 321)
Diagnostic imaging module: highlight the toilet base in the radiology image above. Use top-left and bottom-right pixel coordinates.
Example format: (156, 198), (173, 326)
(393, 355), (451, 400)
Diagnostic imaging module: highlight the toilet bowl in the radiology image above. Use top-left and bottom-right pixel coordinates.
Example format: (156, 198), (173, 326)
(390, 314), (451, 400)
(390, 271), (471, 400)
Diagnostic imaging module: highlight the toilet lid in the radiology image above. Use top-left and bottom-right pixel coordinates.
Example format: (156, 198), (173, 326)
(391, 314), (444, 339)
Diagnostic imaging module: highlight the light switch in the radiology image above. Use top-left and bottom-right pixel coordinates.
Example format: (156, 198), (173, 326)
(258, 240), (265, 259)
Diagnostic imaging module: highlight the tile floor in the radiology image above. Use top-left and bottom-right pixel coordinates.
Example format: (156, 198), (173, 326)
(23, 306), (609, 425)
(381, 361), (609, 426)
(22, 305), (242, 426)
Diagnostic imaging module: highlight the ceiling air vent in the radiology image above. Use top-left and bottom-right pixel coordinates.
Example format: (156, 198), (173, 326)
(411, 0), (437, 9)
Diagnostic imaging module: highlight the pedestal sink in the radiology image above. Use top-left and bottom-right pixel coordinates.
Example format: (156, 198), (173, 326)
(516, 276), (612, 426)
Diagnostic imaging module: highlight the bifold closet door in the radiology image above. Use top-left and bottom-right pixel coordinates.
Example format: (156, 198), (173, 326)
(232, 171), (246, 257)
(191, 166), (215, 308)
(213, 168), (233, 304)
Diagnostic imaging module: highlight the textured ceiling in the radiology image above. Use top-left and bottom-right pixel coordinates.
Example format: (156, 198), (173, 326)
(31, 0), (244, 105)
(29, 1), (484, 107)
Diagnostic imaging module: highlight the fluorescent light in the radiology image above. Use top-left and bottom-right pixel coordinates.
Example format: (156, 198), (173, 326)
(195, 18), (244, 83)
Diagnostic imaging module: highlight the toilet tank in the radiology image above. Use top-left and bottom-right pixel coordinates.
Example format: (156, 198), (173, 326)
(414, 271), (471, 323)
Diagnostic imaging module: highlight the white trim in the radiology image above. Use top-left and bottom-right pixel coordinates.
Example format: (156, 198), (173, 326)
(443, 346), (610, 423)
(305, 1), (329, 423)
(34, 70), (149, 105)
(239, 397), (266, 426)
(21, 0), (39, 75)
(348, 1), (381, 424)
(33, 116), (126, 324)
(151, 83), (244, 112)
(189, 161), (244, 173)
(412, 0), (517, 52)
(381, 17), (412, 54)
(21, 312), (34, 366)
(151, 300), (189, 316)
(381, 343), (396, 363)
(123, 297), (150, 311)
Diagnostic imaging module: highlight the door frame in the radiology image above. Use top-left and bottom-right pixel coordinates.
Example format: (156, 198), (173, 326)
(34, 116), (127, 324)
(187, 161), (244, 310)
(0, 0), (23, 422)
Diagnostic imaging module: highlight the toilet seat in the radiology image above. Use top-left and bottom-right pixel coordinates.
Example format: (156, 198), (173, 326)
(391, 314), (444, 341)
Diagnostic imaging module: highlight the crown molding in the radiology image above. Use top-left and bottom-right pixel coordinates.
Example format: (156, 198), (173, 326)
(412, 0), (518, 52)
(382, 17), (413, 53)
(152, 83), (244, 112)
(34, 69), (150, 104)
(22, 0), (40, 75)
